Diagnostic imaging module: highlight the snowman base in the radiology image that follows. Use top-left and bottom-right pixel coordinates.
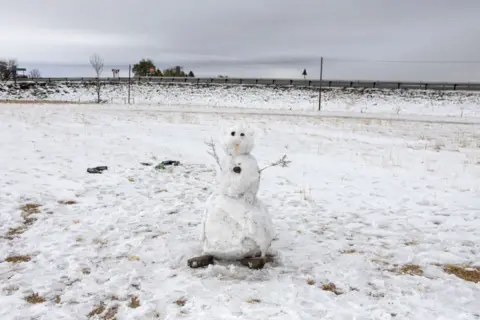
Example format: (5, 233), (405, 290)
(187, 253), (275, 270)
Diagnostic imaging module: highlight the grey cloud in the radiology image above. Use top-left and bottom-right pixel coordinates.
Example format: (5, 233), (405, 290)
(2, 0), (480, 81)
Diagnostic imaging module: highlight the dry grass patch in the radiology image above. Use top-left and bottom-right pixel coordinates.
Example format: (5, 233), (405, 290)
(20, 203), (41, 215)
(54, 295), (61, 304)
(5, 226), (27, 239)
(321, 282), (343, 295)
(399, 264), (424, 276)
(25, 293), (46, 304)
(443, 264), (480, 283)
(306, 279), (315, 285)
(103, 305), (119, 320)
(58, 200), (78, 205)
(405, 241), (419, 246)
(246, 298), (261, 304)
(341, 249), (358, 254)
(87, 303), (106, 318)
(19, 203), (42, 227)
(5, 255), (31, 263)
(128, 296), (140, 308)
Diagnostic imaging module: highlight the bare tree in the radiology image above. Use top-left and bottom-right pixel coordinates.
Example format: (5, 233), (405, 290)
(0, 59), (17, 81)
(29, 69), (41, 79)
(89, 53), (104, 103)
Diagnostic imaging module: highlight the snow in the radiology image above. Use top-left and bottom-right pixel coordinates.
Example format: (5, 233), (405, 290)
(1, 81), (480, 117)
(0, 102), (479, 319)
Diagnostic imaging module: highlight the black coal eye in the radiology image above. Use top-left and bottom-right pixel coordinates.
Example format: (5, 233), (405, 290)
(231, 131), (235, 136)
(240, 133), (245, 137)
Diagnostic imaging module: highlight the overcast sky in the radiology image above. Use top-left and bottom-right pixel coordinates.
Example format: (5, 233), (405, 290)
(1, 0), (480, 81)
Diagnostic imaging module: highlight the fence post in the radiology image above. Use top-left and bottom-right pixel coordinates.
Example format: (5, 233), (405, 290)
(318, 56), (323, 111)
(128, 64), (131, 104)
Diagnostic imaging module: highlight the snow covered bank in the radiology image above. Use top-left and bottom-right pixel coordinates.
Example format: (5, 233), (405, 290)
(1, 81), (479, 117)
(1, 103), (479, 319)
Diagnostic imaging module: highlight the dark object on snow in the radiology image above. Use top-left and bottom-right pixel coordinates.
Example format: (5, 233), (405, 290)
(233, 166), (242, 174)
(162, 160), (180, 166)
(155, 160), (180, 170)
(140, 162), (153, 166)
(187, 255), (214, 268)
(240, 257), (267, 269)
(87, 166), (108, 174)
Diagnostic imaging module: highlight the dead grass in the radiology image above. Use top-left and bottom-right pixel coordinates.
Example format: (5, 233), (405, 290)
(5, 255), (31, 263)
(128, 296), (140, 308)
(5, 226), (27, 239)
(306, 279), (315, 285)
(20, 203), (41, 216)
(443, 264), (480, 283)
(58, 200), (78, 205)
(55, 295), (61, 304)
(25, 292), (46, 304)
(399, 264), (424, 276)
(87, 303), (106, 318)
(321, 282), (343, 295)
(103, 305), (119, 320)
(16, 203), (42, 229)
(341, 249), (358, 254)
(405, 241), (419, 246)
(175, 298), (187, 307)
(246, 298), (261, 304)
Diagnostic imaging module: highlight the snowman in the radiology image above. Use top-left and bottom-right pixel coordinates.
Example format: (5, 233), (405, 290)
(190, 124), (275, 269)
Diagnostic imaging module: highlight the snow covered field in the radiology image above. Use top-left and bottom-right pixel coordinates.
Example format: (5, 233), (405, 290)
(1, 103), (479, 319)
(1, 81), (480, 118)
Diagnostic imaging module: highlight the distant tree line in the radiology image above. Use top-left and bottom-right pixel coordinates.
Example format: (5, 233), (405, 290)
(132, 59), (195, 77)
(1, 58), (41, 80)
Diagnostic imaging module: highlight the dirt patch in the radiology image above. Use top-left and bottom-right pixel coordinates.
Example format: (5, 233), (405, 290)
(25, 293), (46, 304)
(5, 255), (31, 263)
(443, 264), (480, 283)
(175, 298), (187, 306)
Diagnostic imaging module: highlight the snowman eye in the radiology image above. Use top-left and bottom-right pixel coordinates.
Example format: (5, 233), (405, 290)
(240, 133), (245, 137)
(231, 131), (235, 136)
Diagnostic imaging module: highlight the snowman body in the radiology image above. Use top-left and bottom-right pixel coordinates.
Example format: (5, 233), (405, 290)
(200, 126), (275, 260)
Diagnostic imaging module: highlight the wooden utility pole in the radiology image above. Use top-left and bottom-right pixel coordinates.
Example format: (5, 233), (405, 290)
(318, 57), (323, 111)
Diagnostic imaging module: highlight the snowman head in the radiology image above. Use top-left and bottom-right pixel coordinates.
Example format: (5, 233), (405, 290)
(221, 124), (254, 156)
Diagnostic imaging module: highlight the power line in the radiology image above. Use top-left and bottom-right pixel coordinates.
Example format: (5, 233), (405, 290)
(325, 58), (480, 64)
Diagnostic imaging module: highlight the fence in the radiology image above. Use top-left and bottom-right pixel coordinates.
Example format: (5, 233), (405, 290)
(14, 76), (480, 91)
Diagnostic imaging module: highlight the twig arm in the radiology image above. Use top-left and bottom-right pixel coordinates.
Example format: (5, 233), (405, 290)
(205, 138), (222, 171)
(259, 154), (291, 173)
